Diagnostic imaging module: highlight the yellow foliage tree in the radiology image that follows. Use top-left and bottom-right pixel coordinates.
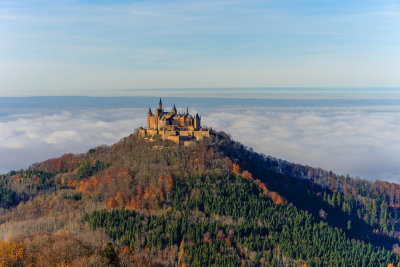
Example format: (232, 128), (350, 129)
(0, 240), (24, 266)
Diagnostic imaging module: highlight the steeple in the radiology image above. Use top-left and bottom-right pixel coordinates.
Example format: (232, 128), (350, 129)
(171, 104), (177, 114)
(186, 107), (189, 115)
(158, 98), (162, 109)
(147, 107), (152, 115)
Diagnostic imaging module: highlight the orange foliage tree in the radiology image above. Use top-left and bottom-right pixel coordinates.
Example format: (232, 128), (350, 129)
(107, 197), (118, 209)
(270, 192), (285, 205)
(107, 192), (124, 209)
(232, 163), (241, 175)
(67, 179), (77, 188)
(241, 170), (253, 181)
(76, 175), (99, 194)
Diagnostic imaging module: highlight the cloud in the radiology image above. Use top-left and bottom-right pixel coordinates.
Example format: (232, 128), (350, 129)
(1, 102), (400, 183)
(202, 105), (400, 182)
(0, 108), (145, 172)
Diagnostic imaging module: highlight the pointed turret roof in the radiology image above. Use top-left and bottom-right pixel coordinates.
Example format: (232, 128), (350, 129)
(186, 107), (189, 115)
(148, 107), (152, 115)
(158, 98), (163, 110)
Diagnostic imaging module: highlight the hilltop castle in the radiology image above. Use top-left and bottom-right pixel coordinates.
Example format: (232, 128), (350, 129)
(138, 98), (210, 145)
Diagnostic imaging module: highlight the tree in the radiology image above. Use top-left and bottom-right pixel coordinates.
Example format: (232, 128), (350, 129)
(103, 242), (118, 266)
(232, 164), (240, 174)
(347, 220), (352, 231)
(319, 209), (327, 220)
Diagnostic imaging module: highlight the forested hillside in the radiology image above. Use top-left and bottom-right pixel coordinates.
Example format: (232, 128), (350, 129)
(0, 129), (400, 266)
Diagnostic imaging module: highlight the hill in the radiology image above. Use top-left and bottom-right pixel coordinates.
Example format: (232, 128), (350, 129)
(0, 129), (400, 266)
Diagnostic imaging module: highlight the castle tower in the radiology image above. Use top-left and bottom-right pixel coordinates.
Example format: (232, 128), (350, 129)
(155, 98), (163, 116)
(158, 98), (162, 109)
(171, 104), (177, 114)
(147, 107), (152, 129)
(186, 107), (189, 115)
(194, 113), (201, 129)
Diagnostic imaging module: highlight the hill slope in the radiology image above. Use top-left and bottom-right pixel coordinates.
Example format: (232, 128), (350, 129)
(0, 129), (400, 266)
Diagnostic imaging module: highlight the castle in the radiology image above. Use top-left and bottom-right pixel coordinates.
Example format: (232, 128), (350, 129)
(138, 99), (210, 145)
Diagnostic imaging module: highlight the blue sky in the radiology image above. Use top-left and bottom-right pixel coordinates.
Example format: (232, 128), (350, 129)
(0, 0), (399, 96)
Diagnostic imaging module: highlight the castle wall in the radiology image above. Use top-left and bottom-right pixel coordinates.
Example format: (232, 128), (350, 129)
(148, 116), (158, 130)
(163, 135), (181, 144)
(138, 128), (147, 138)
(194, 130), (210, 140)
(193, 130), (209, 137)
(179, 130), (193, 137)
(163, 130), (178, 137)
(147, 129), (158, 136)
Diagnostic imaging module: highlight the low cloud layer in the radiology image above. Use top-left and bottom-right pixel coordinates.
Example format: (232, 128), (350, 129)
(0, 108), (145, 172)
(202, 105), (400, 182)
(1, 103), (400, 182)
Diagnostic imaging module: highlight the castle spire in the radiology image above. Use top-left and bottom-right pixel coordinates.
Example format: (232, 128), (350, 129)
(158, 98), (162, 109)
(186, 107), (189, 115)
(171, 104), (177, 114)
(147, 107), (152, 115)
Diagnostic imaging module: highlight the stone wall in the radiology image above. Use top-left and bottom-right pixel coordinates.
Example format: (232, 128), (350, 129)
(163, 135), (180, 144)
(147, 129), (158, 136)
(138, 128), (146, 138)
(148, 116), (158, 129)
(194, 130), (210, 140)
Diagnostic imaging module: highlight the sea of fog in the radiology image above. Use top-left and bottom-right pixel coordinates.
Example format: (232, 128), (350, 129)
(1, 94), (400, 182)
